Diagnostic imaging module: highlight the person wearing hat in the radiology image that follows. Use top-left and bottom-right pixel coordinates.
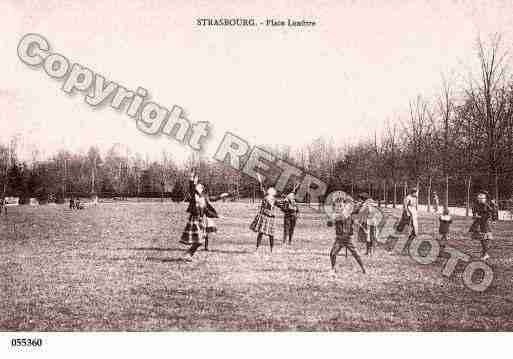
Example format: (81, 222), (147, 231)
(469, 192), (494, 261)
(277, 184), (300, 245)
(327, 197), (366, 274)
(250, 174), (279, 252)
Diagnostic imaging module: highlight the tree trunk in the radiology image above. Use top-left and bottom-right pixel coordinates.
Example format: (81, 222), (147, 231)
(495, 169), (499, 202)
(393, 182), (397, 208)
(466, 176), (472, 217)
(427, 176), (432, 213)
(416, 179), (419, 210)
(383, 180), (386, 208)
(445, 175), (449, 210)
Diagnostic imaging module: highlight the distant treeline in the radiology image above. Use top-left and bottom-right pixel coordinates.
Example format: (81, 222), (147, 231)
(2, 35), (513, 207)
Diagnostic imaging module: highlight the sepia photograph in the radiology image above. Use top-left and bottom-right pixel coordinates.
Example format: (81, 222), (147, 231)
(1, 0), (513, 356)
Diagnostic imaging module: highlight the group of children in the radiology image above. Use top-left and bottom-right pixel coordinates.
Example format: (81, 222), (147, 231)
(178, 171), (300, 261)
(397, 188), (494, 261)
(176, 171), (497, 268)
(69, 196), (84, 210)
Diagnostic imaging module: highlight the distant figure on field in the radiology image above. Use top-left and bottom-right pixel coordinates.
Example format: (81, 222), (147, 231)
(75, 198), (84, 209)
(396, 187), (418, 253)
(277, 188), (300, 245)
(490, 198), (499, 222)
(355, 192), (379, 255)
(469, 192), (493, 261)
(438, 208), (452, 250)
(433, 191), (439, 213)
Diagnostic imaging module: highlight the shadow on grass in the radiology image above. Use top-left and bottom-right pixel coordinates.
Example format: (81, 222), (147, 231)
(205, 249), (252, 255)
(119, 247), (185, 253)
(145, 256), (189, 263)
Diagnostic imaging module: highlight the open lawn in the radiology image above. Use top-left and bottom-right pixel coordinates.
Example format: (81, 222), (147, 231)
(1, 201), (513, 331)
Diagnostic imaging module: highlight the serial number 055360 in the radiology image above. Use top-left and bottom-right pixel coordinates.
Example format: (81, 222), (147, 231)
(11, 338), (43, 347)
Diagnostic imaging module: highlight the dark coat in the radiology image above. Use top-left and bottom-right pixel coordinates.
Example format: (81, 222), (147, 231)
(470, 202), (493, 233)
(277, 199), (299, 217)
(185, 180), (219, 218)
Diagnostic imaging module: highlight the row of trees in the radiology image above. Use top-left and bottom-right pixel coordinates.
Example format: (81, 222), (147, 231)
(2, 34), (513, 209)
(0, 140), (247, 203)
(294, 34), (513, 209)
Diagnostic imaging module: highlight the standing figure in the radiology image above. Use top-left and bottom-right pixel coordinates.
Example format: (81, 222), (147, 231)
(469, 192), (493, 261)
(355, 192), (379, 255)
(438, 208), (452, 250)
(401, 187), (419, 253)
(278, 186), (300, 245)
(490, 199), (499, 222)
(69, 196), (76, 210)
(433, 191), (439, 213)
(179, 171), (222, 259)
(250, 174), (277, 252)
(328, 198), (366, 274)
(75, 198), (84, 209)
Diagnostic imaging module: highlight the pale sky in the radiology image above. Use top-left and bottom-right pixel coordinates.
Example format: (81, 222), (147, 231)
(1, 0), (513, 163)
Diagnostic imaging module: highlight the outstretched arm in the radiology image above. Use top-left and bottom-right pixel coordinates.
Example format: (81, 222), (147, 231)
(256, 173), (266, 195)
(188, 170), (198, 195)
(209, 193), (230, 202)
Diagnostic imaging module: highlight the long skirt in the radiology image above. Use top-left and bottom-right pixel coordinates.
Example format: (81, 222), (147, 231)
(250, 213), (275, 236)
(181, 214), (205, 245)
(205, 217), (217, 233)
(396, 210), (418, 235)
(396, 211), (410, 233)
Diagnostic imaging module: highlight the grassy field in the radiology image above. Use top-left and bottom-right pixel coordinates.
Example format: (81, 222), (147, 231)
(1, 201), (513, 331)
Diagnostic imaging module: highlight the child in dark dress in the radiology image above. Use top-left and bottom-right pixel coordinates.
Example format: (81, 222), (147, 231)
(277, 185), (300, 245)
(469, 193), (494, 261)
(438, 208), (452, 250)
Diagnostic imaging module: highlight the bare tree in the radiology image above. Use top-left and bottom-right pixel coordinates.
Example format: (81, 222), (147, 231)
(465, 34), (510, 200)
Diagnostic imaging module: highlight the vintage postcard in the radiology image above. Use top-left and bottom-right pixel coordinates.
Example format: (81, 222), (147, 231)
(1, 0), (512, 357)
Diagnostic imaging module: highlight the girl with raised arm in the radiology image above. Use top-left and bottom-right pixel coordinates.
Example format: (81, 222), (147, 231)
(250, 174), (278, 252)
(179, 170), (227, 260)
